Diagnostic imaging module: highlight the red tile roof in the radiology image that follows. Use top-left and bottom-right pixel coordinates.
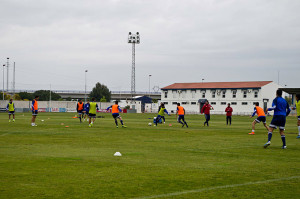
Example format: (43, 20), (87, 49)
(161, 81), (273, 90)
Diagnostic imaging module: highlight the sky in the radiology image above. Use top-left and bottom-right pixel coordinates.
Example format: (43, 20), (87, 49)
(0, 0), (299, 92)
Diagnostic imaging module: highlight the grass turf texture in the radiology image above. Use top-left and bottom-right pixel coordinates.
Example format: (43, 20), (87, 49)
(0, 112), (299, 199)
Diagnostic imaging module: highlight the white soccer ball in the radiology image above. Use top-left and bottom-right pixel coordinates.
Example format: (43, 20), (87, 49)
(148, 122), (152, 126)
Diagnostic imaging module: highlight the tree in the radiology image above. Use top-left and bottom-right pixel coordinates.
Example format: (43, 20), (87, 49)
(33, 90), (61, 101)
(100, 96), (107, 102)
(18, 92), (33, 100)
(90, 82), (111, 101)
(13, 94), (22, 100)
(0, 92), (11, 100)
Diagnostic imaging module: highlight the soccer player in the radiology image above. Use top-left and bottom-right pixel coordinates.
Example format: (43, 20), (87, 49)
(106, 101), (127, 128)
(77, 99), (84, 123)
(83, 99), (90, 122)
(264, 90), (291, 149)
(201, 100), (214, 126)
(31, 96), (39, 127)
(88, 97), (99, 127)
(158, 102), (167, 124)
(225, 103), (233, 125)
(176, 103), (188, 128)
(291, 94), (300, 138)
(6, 99), (15, 122)
(154, 103), (170, 126)
(249, 102), (269, 135)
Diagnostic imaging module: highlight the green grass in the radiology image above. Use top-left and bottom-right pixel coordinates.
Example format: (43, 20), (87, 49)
(0, 112), (299, 199)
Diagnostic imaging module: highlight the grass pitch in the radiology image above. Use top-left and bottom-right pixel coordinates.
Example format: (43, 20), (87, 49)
(0, 112), (299, 199)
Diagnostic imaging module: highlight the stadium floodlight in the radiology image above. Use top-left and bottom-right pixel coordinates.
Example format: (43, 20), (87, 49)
(128, 32), (140, 99)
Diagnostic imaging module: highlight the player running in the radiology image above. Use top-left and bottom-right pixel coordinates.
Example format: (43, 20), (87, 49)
(158, 102), (167, 124)
(76, 99), (84, 123)
(6, 99), (15, 122)
(225, 103), (233, 125)
(106, 101), (127, 128)
(291, 94), (300, 138)
(249, 102), (269, 135)
(264, 90), (291, 149)
(31, 96), (39, 127)
(154, 103), (170, 126)
(201, 100), (214, 126)
(88, 98), (99, 127)
(176, 103), (188, 128)
(83, 99), (90, 122)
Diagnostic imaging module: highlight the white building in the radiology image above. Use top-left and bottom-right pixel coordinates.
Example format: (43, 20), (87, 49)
(161, 81), (281, 115)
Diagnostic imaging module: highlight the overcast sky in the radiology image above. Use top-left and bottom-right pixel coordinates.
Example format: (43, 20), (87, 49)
(0, 0), (299, 92)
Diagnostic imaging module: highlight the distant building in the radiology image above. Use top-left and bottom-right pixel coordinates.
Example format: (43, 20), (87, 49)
(161, 81), (280, 115)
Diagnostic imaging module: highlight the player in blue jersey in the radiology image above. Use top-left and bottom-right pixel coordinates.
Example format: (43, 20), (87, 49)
(83, 99), (90, 122)
(264, 90), (291, 149)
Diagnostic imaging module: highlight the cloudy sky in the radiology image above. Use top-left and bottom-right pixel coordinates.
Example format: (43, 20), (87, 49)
(0, 0), (299, 92)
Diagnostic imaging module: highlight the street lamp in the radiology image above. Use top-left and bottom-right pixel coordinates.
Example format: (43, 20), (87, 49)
(202, 78), (204, 83)
(6, 58), (9, 92)
(148, 75), (152, 97)
(85, 70), (88, 103)
(2, 64), (5, 101)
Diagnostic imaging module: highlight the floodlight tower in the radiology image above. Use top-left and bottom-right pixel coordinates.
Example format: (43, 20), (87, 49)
(128, 32), (140, 98)
(6, 58), (9, 92)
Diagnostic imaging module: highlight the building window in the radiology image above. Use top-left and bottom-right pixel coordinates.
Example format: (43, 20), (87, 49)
(211, 102), (216, 105)
(172, 102), (177, 105)
(191, 102), (197, 105)
(162, 102), (168, 105)
(202, 92), (205, 98)
(232, 90), (237, 98)
(242, 102), (248, 105)
(221, 102), (226, 105)
(191, 90), (196, 98)
(254, 91), (258, 98)
(164, 92), (168, 98)
(212, 91), (216, 98)
(231, 102), (237, 105)
(182, 102), (188, 105)
(243, 90), (247, 98)
(222, 90), (226, 98)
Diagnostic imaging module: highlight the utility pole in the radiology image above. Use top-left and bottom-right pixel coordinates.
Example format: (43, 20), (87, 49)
(2, 64), (5, 101)
(13, 62), (15, 97)
(49, 84), (51, 112)
(6, 58), (9, 92)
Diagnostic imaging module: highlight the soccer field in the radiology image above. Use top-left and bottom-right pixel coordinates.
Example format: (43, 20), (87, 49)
(0, 112), (299, 199)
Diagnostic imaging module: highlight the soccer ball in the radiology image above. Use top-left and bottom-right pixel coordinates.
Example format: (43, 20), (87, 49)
(148, 123), (152, 126)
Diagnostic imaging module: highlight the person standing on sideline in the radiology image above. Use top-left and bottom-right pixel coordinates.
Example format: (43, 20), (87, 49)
(88, 97), (99, 127)
(225, 103), (233, 125)
(154, 103), (170, 126)
(31, 96), (39, 127)
(106, 101), (127, 128)
(77, 99), (84, 123)
(264, 90), (291, 149)
(6, 99), (15, 122)
(291, 94), (300, 138)
(201, 100), (214, 126)
(249, 102), (269, 135)
(176, 103), (188, 128)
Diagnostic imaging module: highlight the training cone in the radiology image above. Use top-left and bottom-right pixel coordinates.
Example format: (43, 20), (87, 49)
(114, 152), (122, 156)
(169, 124), (172, 126)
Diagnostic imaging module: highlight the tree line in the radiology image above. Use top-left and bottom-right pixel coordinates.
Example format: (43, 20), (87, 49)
(1, 82), (111, 102)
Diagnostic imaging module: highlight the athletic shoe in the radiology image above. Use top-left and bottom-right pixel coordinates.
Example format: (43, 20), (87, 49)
(9, 120), (11, 122)
(282, 146), (287, 149)
(182, 124), (185, 128)
(264, 141), (271, 148)
(89, 124), (92, 128)
(13, 119), (15, 122)
(297, 135), (300, 139)
(122, 125), (127, 128)
(116, 126), (119, 128)
(248, 132), (255, 135)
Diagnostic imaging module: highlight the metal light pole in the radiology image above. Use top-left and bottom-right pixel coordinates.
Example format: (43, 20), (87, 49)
(49, 84), (52, 112)
(6, 58), (9, 92)
(202, 78), (204, 83)
(128, 32), (140, 99)
(13, 62), (15, 96)
(148, 75), (152, 97)
(2, 64), (5, 101)
(84, 70), (88, 103)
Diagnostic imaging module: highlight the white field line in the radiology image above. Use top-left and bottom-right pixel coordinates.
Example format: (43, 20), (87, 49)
(132, 176), (300, 199)
(0, 132), (12, 136)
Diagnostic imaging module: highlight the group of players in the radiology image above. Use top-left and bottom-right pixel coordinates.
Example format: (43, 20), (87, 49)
(5, 90), (300, 148)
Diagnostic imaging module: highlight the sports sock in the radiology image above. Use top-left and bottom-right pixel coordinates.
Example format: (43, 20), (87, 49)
(281, 135), (286, 146)
(252, 130), (255, 133)
(120, 120), (124, 125)
(298, 126), (300, 135)
(115, 119), (118, 126)
(184, 122), (188, 127)
(268, 132), (272, 142)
